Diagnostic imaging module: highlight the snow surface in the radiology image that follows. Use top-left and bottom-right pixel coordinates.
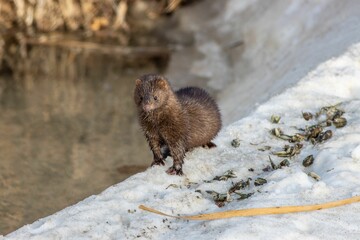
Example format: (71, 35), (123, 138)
(4, 42), (360, 239)
(166, 0), (360, 125)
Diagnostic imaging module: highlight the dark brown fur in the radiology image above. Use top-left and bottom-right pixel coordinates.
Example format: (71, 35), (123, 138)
(134, 74), (221, 175)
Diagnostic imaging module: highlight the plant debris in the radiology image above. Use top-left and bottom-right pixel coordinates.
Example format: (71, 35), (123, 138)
(258, 146), (271, 151)
(272, 143), (303, 157)
(270, 104), (346, 146)
(279, 159), (290, 167)
(302, 112), (313, 121)
(254, 178), (267, 186)
(231, 138), (241, 148)
(269, 156), (277, 170)
(270, 115), (281, 123)
(128, 209), (137, 213)
(228, 179), (251, 193)
(202, 177), (267, 207)
(206, 191), (231, 207)
(205, 170), (237, 183)
(268, 156), (290, 170)
(317, 104), (344, 120)
(270, 128), (305, 143)
(302, 155), (315, 167)
(301, 105), (345, 144)
(205, 104), (347, 208)
(333, 117), (347, 128)
(234, 192), (254, 200)
(308, 172), (321, 181)
(184, 178), (199, 189)
(270, 127), (284, 138)
(315, 130), (333, 144)
(166, 184), (180, 189)
(306, 125), (323, 140)
(262, 165), (273, 172)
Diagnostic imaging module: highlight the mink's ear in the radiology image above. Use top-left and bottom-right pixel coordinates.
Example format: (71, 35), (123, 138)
(157, 78), (168, 89)
(135, 79), (142, 86)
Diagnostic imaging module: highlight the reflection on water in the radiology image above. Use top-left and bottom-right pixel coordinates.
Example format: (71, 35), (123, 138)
(0, 47), (158, 234)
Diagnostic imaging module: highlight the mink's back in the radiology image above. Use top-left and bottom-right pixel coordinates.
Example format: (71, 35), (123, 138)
(175, 87), (221, 148)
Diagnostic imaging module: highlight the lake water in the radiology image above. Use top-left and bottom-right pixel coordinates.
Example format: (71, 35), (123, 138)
(0, 46), (161, 234)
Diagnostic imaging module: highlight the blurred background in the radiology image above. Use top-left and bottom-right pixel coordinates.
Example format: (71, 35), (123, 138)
(0, 0), (193, 234)
(2, 0), (360, 235)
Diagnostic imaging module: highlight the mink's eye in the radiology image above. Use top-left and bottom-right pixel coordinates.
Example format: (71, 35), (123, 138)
(153, 96), (158, 101)
(140, 96), (143, 101)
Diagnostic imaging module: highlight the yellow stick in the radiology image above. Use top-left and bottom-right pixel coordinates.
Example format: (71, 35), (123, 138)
(139, 195), (360, 221)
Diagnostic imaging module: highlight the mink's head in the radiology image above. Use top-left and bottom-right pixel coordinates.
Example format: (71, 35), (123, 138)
(134, 74), (171, 113)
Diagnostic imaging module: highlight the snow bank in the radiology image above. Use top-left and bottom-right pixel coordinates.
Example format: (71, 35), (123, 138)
(166, 0), (360, 125)
(4, 41), (360, 239)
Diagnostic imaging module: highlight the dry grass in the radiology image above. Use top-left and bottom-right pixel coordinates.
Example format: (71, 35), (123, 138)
(1, 0), (184, 33)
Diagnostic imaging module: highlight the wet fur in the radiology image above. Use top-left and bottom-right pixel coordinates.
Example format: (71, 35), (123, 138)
(134, 74), (221, 175)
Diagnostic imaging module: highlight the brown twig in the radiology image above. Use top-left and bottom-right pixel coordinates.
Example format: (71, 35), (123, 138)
(139, 195), (360, 221)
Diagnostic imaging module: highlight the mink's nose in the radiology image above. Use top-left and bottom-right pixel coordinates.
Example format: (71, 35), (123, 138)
(143, 104), (154, 112)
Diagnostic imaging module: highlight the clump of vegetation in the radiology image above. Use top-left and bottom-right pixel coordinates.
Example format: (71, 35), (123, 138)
(191, 104), (348, 207)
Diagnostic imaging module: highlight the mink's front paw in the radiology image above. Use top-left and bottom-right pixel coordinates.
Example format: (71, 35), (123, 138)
(166, 165), (183, 175)
(151, 158), (165, 166)
(202, 141), (217, 148)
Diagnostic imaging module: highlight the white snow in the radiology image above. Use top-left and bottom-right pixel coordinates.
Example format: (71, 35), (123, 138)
(4, 40), (360, 239)
(166, 0), (360, 125)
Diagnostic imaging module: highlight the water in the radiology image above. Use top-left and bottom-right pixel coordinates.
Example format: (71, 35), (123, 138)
(0, 47), (161, 234)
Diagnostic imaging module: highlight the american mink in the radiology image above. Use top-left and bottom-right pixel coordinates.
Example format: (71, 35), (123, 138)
(134, 74), (221, 175)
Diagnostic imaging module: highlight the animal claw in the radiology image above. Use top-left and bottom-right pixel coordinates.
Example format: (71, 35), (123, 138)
(202, 142), (217, 149)
(151, 159), (165, 166)
(166, 166), (183, 175)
